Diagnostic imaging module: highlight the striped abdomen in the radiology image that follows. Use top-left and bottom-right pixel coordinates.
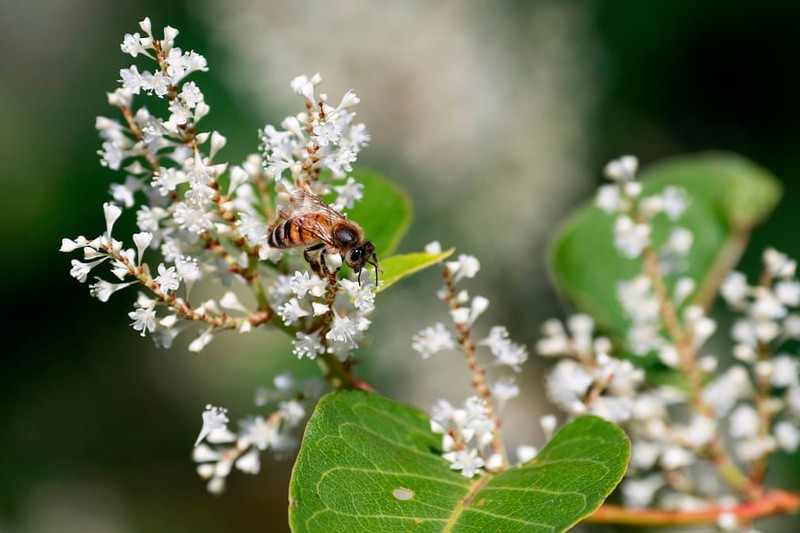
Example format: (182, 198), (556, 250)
(268, 213), (330, 249)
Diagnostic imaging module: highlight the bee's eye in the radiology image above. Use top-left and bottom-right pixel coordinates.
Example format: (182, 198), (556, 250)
(350, 248), (363, 262)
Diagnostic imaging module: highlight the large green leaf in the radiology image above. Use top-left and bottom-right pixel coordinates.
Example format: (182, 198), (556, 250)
(289, 391), (629, 532)
(347, 169), (412, 257)
(550, 152), (781, 341)
(377, 249), (454, 293)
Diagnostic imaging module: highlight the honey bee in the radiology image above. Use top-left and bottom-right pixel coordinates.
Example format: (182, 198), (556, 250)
(268, 188), (379, 284)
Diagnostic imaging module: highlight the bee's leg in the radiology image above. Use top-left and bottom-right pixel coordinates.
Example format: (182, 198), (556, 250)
(303, 244), (325, 276)
(318, 248), (331, 277)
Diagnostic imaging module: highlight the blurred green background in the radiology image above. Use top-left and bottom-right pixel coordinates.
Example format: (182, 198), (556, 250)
(2, 1), (799, 531)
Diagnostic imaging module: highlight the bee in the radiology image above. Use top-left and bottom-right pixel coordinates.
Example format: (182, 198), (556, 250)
(268, 188), (379, 285)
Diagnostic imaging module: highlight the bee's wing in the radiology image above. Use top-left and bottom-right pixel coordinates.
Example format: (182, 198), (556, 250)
(289, 188), (351, 222)
(287, 213), (338, 247)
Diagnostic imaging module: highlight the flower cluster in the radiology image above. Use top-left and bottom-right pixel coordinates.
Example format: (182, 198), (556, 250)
(192, 374), (324, 494)
(62, 18), (268, 350)
(538, 314), (645, 423)
(259, 72), (370, 210)
(718, 250), (800, 462)
(537, 155), (800, 513)
(597, 155), (707, 362)
(270, 271), (376, 361)
(61, 18), (378, 494)
(412, 242), (530, 477)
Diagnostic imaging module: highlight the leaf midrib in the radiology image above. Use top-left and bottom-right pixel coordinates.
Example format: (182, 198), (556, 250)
(442, 472), (492, 532)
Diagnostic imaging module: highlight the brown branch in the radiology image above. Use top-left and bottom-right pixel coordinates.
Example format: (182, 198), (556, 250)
(588, 490), (800, 526)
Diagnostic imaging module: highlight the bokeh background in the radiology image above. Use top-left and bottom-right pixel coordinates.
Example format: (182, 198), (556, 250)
(2, 0), (800, 531)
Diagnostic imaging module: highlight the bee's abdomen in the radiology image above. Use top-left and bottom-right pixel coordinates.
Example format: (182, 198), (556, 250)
(268, 216), (319, 249)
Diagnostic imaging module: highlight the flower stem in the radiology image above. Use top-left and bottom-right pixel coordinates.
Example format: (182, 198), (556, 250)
(642, 246), (756, 498)
(442, 268), (507, 466)
(588, 490), (800, 526)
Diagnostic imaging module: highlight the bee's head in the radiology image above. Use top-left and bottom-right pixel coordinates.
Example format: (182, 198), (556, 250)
(345, 241), (379, 286)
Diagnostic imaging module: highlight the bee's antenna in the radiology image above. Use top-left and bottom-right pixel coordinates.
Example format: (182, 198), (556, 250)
(357, 268), (363, 286)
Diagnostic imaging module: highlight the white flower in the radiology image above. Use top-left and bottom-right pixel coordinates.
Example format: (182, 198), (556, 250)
(339, 277), (375, 312)
(277, 298), (311, 326)
(735, 435), (776, 461)
(684, 305), (716, 348)
(235, 448), (261, 475)
(661, 186), (689, 220)
(630, 441), (662, 470)
(546, 359), (593, 412)
(567, 314), (594, 353)
(424, 241), (442, 255)
(673, 277), (696, 304)
(311, 302), (329, 316)
(722, 271), (750, 306)
(659, 445), (695, 469)
(665, 227), (693, 255)
(326, 313), (360, 346)
(613, 216), (651, 258)
(103, 202), (123, 237)
(152, 167), (188, 195)
(536, 319), (570, 356)
(412, 323), (456, 359)
(154, 263), (181, 292)
(175, 255), (202, 283)
(627, 323), (665, 356)
(479, 326), (528, 371)
(703, 366), (752, 416)
(292, 331), (325, 360)
(539, 415), (558, 439)
(188, 329), (214, 352)
(775, 281), (800, 307)
(89, 279), (134, 302)
(589, 396), (635, 424)
(120, 32), (149, 57)
(332, 177), (364, 210)
(445, 448), (485, 478)
(445, 254), (480, 282)
(618, 275), (659, 320)
(595, 184), (622, 213)
(774, 421), (800, 452)
(622, 474), (665, 508)
(279, 400), (306, 427)
(771, 355), (799, 388)
(240, 416), (280, 450)
(132, 231), (152, 264)
(490, 377), (520, 404)
(195, 405), (229, 446)
(751, 288), (787, 320)
(289, 271), (327, 299)
(764, 248), (796, 278)
(128, 305), (156, 336)
(604, 357), (645, 397)
(729, 404), (760, 439)
(603, 155), (639, 182)
(430, 399), (456, 428)
(784, 314), (800, 338)
(515, 445), (538, 464)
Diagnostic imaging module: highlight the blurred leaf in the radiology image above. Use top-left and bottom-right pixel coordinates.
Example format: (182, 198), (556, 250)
(347, 169), (412, 257)
(377, 249), (454, 293)
(289, 391), (629, 533)
(550, 152), (782, 342)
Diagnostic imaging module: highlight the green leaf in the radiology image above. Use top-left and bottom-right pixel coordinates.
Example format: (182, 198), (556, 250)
(550, 152), (782, 341)
(289, 391), (630, 533)
(377, 249), (455, 293)
(347, 168), (412, 257)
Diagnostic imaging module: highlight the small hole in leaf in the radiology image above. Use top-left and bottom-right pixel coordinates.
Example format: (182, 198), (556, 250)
(392, 488), (414, 501)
